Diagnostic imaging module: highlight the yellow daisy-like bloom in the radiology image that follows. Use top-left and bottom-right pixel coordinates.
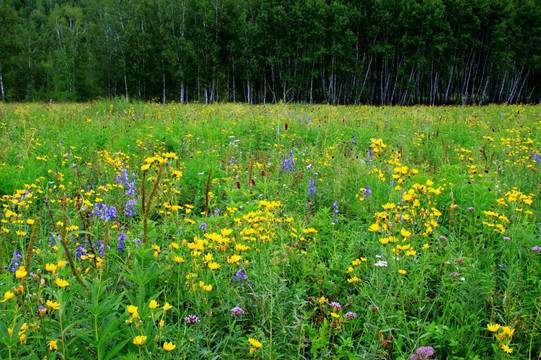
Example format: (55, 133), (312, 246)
(56, 278), (69, 288)
(173, 256), (185, 263)
(369, 223), (381, 232)
(45, 263), (57, 272)
(501, 326), (515, 337)
(208, 262), (221, 270)
(248, 338), (262, 348)
(487, 323), (500, 332)
(141, 163), (150, 171)
(227, 254), (242, 264)
(379, 237), (390, 245)
(57, 260), (67, 268)
(398, 269), (407, 275)
(15, 266), (27, 279)
(133, 336), (147, 345)
(48, 340), (58, 350)
(163, 302), (173, 311)
(318, 296), (328, 304)
(0, 290), (15, 303)
(46, 300), (60, 310)
(330, 312), (340, 319)
(149, 300), (159, 309)
(127, 305), (138, 314)
(501, 344), (513, 354)
(400, 228), (412, 237)
(27, 219), (35, 225)
(199, 281), (212, 292)
(163, 342), (176, 351)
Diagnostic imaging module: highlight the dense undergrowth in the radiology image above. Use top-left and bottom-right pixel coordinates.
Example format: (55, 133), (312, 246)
(0, 101), (540, 359)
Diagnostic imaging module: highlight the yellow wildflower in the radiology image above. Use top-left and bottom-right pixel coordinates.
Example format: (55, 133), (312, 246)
(0, 291), (15, 303)
(163, 342), (176, 351)
(149, 300), (159, 310)
(46, 300), (60, 310)
(248, 338), (262, 348)
(45, 263), (57, 272)
(133, 336), (147, 345)
(48, 340), (58, 350)
(15, 266), (27, 279)
(56, 278), (69, 288)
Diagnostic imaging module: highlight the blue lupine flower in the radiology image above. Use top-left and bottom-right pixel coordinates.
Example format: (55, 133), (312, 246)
(234, 268), (247, 286)
(281, 148), (296, 172)
(92, 203), (117, 221)
(117, 233), (126, 252)
(5, 251), (22, 272)
(125, 199), (137, 216)
(309, 178), (315, 196)
(332, 201), (339, 223)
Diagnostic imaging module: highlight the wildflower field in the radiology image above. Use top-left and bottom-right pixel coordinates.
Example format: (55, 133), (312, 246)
(0, 101), (540, 359)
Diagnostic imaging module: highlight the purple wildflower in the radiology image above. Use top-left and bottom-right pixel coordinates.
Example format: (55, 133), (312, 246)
(532, 246), (541, 253)
(125, 199), (137, 216)
(117, 233), (126, 252)
(200, 221), (207, 231)
(309, 178), (315, 196)
(416, 346), (435, 357)
(231, 306), (244, 316)
(450, 272), (459, 279)
(92, 203), (117, 221)
(329, 302), (341, 310)
(281, 148), (296, 172)
(234, 269), (247, 286)
(345, 312), (357, 320)
(132, 238), (141, 250)
(184, 315), (200, 325)
(6, 251), (22, 272)
(332, 201), (339, 223)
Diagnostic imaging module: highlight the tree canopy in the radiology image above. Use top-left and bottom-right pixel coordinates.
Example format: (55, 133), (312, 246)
(1, 0), (540, 104)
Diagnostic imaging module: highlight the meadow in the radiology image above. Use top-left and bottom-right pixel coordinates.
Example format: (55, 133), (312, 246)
(0, 101), (540, 359)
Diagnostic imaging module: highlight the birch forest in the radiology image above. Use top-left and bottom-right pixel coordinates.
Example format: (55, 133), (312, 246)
(1, 0), (540, 104)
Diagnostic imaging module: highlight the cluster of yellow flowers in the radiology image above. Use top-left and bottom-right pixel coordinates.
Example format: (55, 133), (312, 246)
(487, 323), (515, 354)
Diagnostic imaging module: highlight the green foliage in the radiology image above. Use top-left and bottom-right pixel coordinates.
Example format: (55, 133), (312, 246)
(0, 102), (540, 359)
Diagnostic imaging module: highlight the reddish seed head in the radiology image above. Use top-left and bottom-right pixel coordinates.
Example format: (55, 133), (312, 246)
(285, 123), (288, 130)
(236, 182), (240, 189)
(261, 171), (265, 176)
(251, 179), (256, 186)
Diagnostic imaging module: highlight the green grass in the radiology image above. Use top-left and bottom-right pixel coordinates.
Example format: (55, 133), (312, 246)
(0, 101), (540, 359)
